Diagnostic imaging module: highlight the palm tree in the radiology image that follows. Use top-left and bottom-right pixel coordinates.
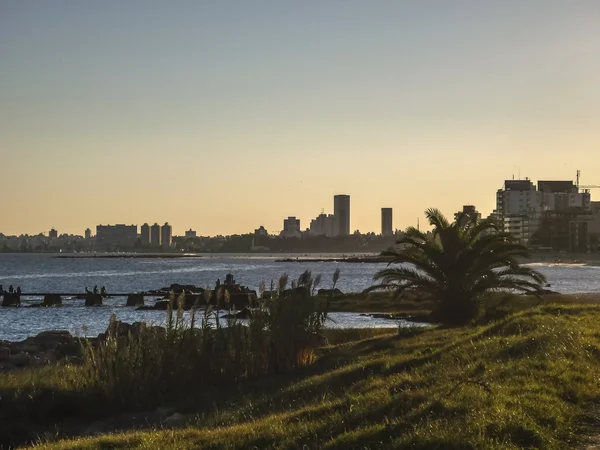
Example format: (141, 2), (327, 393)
(367, 208), (547, 325)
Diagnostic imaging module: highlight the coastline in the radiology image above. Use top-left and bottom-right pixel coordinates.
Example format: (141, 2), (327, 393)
(41, 251), (600, 266)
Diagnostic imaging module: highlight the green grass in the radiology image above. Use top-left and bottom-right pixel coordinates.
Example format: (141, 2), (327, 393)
(327, 290), (600, 323)
(23, 302), (600, 449)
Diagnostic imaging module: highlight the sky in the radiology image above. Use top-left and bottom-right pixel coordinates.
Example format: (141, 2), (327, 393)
(1, 1), (600, 236)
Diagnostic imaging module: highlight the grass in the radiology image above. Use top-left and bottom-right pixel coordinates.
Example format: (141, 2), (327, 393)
(13, 300), (600, 449)
(327, 290), (600, 322)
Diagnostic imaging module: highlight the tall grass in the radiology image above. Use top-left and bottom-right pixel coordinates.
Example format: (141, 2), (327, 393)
(79, 272), (335, 409)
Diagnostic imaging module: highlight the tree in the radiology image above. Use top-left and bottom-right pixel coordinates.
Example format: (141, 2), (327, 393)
(367, 208), (546, 325)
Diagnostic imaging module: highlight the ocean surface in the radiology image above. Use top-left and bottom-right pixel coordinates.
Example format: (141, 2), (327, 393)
(1, 253), (599, 341)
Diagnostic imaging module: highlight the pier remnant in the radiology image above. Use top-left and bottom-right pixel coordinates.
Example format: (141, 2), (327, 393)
(85, 293), (103, 306)
(42, 294), (62, 307)
(126, 293), (144, 307)
(1, 293), (20, 307)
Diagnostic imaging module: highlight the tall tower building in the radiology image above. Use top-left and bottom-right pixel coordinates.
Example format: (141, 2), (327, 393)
(141, 223), (151, 246)
(333, 194), (350, 236)
(49, 228), (58, 239)
(150, 223), (161, 248)
(381, 208), (393, 236)
(161, 222), (172, 249)
(84, 228), (92, 239)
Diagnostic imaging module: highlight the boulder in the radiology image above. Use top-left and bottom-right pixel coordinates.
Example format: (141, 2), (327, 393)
(136, 305), (155, 311)
(282, 287), (310, 298)
(220, 292), (253, 310)
(85, 293), (103, 306)
(153, 300), (171, 310)
(103, 320), (146, 339)
(1, 293), (20, 307)
(126, 293), (144, 307)
(317, 288), (344, 297)
(99, 320), (164, 341)
(10, 353), (30, 367)
(221, 307), (252, 320)
(0, 347), (10, 362)
(43, 294), (62, 307)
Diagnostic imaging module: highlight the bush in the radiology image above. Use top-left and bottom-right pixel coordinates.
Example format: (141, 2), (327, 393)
(79, 273), (333, 409)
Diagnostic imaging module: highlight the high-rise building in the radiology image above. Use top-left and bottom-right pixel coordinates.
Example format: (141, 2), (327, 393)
(185, 229), (197, 238)
(161, 222), (172, 248)
(96, 224), (137, 248)
(281, 217), (301, 238)
(254, 226), (268, 237)
(141, 223), (151, 246)
(309, 214), (338, 237)
(334, 194), (350, 236)
(381, 208), (393, 236)
(84, 228), (92, 239)
(150, 223), (161, 247)
(49, 228), (58, 239)
(454, 205), (481, 222)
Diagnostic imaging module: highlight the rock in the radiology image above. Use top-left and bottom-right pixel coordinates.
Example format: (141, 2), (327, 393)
(0, 347), (10, 361)
(221, 307), (252, 320)
(126, 293), (144, 307)
(153, 300), (171, 310)
(0, 363), (15, 372)
(85, 293), (103, 306)
(317, 288), (344, 297)
(10, 353), (30, 367)
(43, 294), (62, 307)
(136, 305), (155, 311)
(19, 343), (41, 354)
(163, 413), (185, 426)
(1, 293), (20, 307)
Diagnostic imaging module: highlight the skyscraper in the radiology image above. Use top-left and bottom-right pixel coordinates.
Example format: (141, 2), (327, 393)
(84, 228), (91, 239)
(141, 223), (151, 246)
(150, 223), (161, 247)
(333, 194), (350, 236)
(381, 208), (393, 236)
(161, 222), (172, 249)
(49, 228), (58, 239)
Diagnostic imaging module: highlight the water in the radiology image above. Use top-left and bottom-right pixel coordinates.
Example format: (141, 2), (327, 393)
(1, 253), (599, 341)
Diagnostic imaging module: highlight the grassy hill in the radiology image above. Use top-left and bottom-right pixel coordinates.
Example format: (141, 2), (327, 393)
(25, 302), (600, 449)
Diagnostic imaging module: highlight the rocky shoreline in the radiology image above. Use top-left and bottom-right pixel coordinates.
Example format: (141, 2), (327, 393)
(0, 320), (165, 373)
(0, 330), (82, 372)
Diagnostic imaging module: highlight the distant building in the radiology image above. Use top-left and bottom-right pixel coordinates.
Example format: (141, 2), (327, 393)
(334, 194), (350, 236)
(381, 208), (393, 236)
(185, 229), (197, 239)
(496, 179), (541, 244)
(309, 214), (338, 237)
(96, 224), (137, 248)
(538, 180), (578, 194)
(141, 223), (151, 246)
(254, 226), (268, 237)
(454, 205), (481, 223)
(49, 228), (58, 239)
(161, 222), (172, 248)
(150, 223), (161, 247)
(281, 216), (301, 238)
(84, 228), (92, 240)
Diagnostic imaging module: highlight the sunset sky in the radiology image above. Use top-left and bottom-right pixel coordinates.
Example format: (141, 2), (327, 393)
(2, 1), (600, 236)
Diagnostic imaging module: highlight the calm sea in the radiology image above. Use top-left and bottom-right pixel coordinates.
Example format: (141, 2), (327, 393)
(0, 253), (598, 341)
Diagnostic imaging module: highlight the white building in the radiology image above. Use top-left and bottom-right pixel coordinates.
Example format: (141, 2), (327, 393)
(496, 178), (594, 245)
(309, 213), (338, 237)
(281, 217), (301, 238)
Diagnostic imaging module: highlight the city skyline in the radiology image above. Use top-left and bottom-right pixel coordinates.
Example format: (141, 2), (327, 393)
(2, 2), (600, 236)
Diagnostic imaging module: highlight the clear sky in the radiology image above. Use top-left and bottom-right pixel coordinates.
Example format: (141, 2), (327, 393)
(2, 1), (600, 236)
